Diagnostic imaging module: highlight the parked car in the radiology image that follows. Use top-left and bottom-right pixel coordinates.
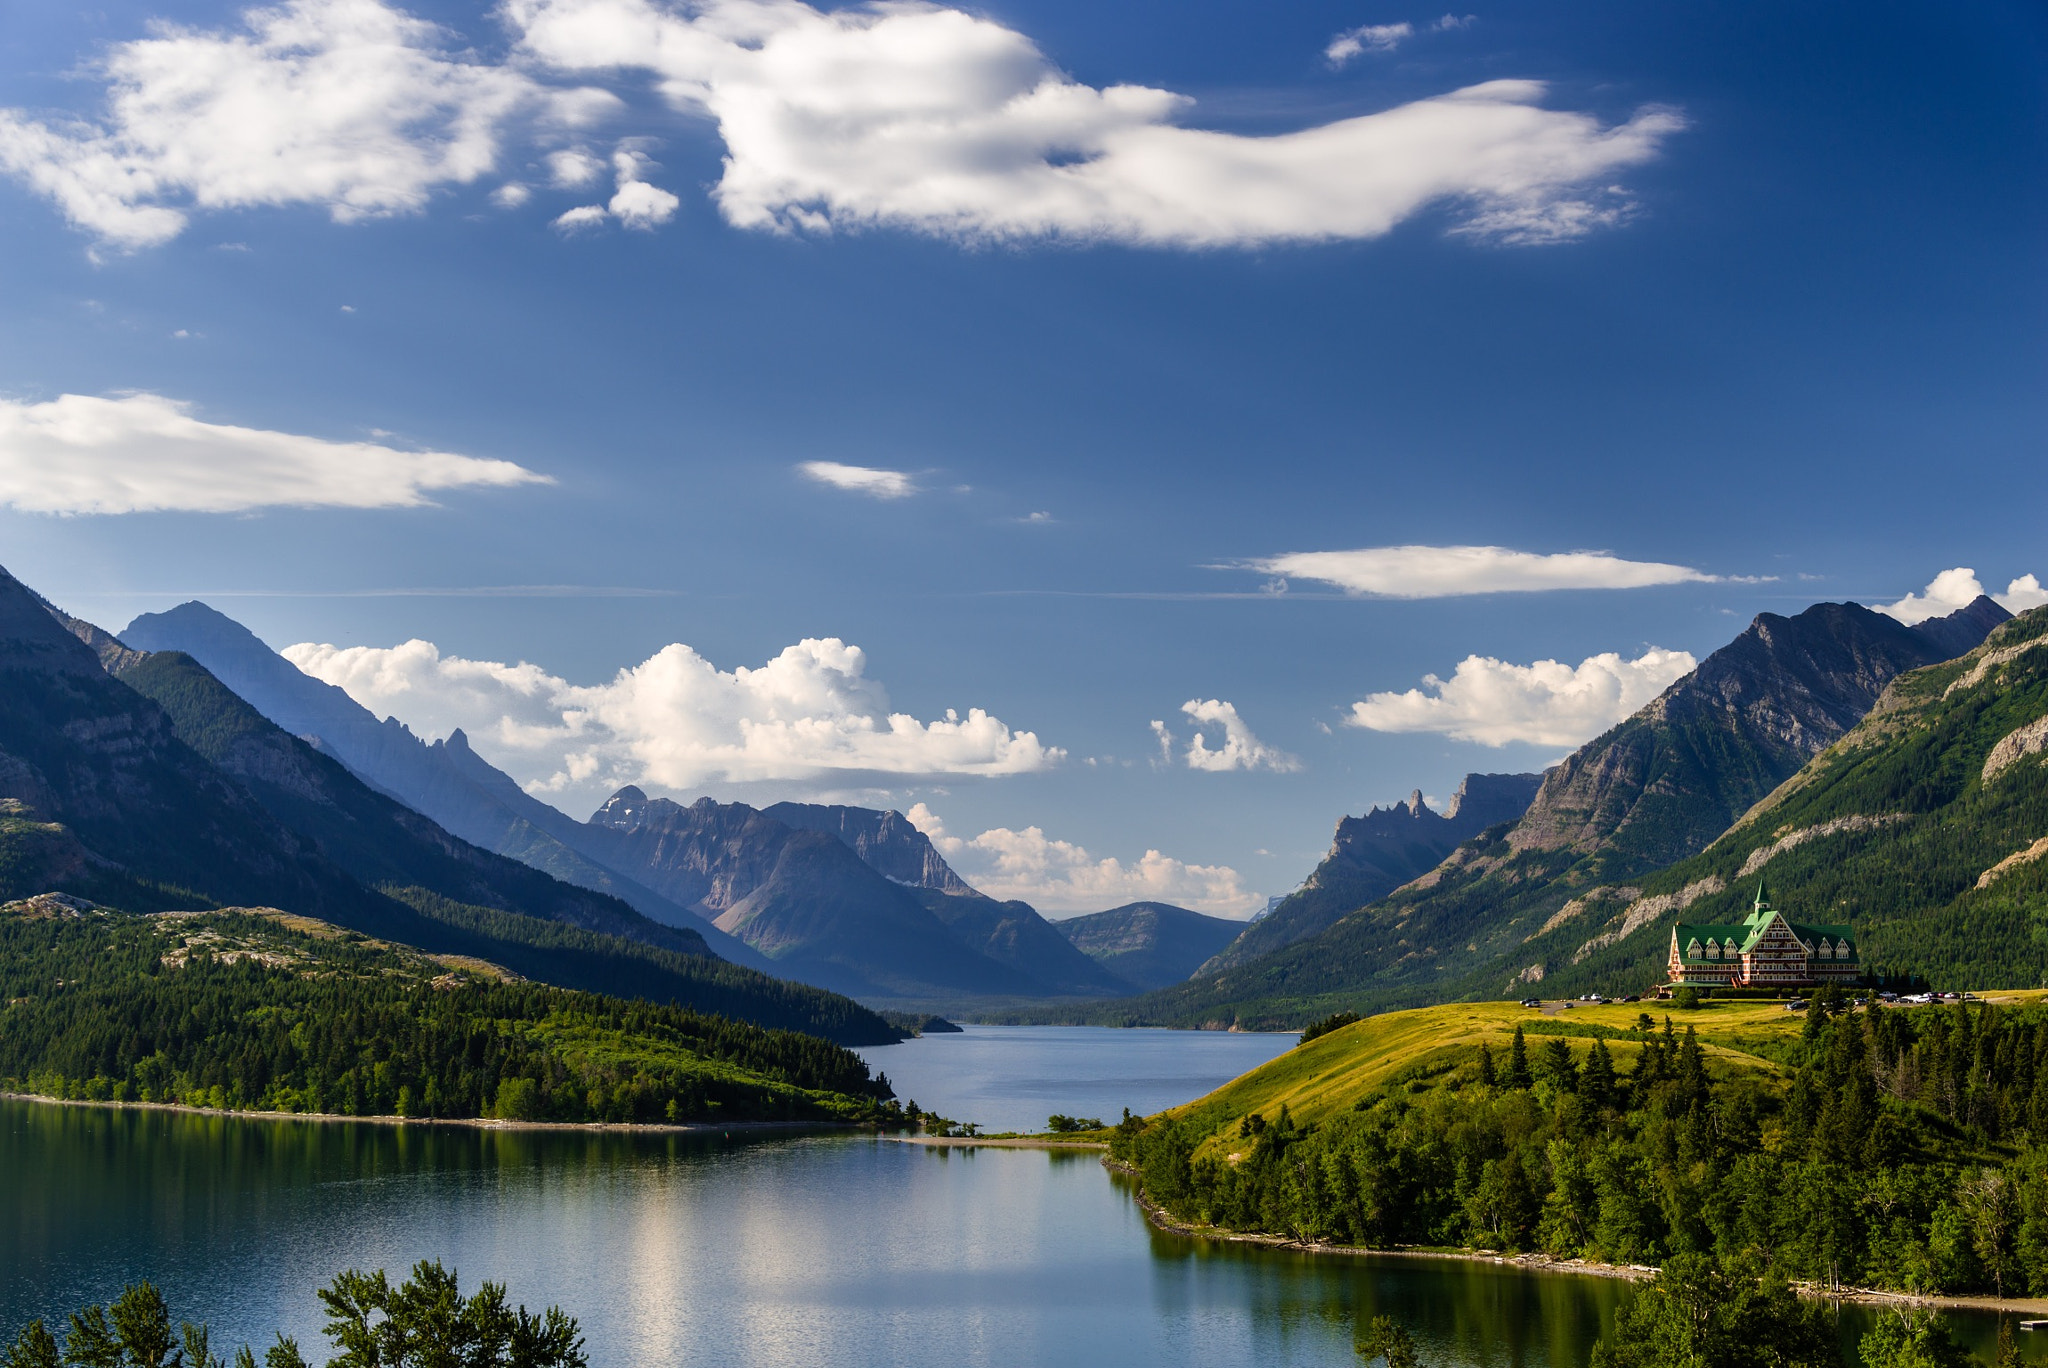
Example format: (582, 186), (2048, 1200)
(1519, 998), (1542, 1008)
(1621, 995), (1641, 1003)
(1786, 999), (1808, 1012)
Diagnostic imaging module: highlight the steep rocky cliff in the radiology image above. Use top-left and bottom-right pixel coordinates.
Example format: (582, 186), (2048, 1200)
(1198, 771), (1543, 973)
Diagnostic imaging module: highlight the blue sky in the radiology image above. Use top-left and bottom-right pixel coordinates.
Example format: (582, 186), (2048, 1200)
(0, 0), (2042, 914)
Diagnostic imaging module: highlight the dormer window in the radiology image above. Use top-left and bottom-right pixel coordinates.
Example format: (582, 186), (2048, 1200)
(1686, 938), (1704, 960)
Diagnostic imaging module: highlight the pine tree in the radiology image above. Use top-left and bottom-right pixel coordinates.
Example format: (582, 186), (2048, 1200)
(1477, 1042), (1497, 1087)
(1581, 1038), (1617, 1112)
(1506, 1027), (1534, 1089)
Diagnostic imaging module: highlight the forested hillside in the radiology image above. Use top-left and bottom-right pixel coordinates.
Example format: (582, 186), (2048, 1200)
(0, 897), (897, 1125)
(1114, 994), (2048, 1298)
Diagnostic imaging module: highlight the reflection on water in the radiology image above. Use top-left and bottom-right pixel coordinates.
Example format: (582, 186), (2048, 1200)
(854, 1024), (1299, 1134)
(2, 1099), (2042, 1367)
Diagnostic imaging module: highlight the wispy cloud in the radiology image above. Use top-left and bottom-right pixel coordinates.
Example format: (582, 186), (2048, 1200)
(798, 460), (916, 500)
(1345, 646), (1697, 746)
(283, 634), (1060, 793)
(1252, 544), (1721, 598)
(0, 0), (1684, 253)
(1875, 566), (2047, 624)
(1325, 22), (1412, 66)
(0, 392), (546, 514)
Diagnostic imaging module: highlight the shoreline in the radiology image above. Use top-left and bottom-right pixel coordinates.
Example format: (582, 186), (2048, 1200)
(895, 1135), (1109, 1150)
(0, 1090), (854, 1137)
(1107, 1158), (2048, 1315)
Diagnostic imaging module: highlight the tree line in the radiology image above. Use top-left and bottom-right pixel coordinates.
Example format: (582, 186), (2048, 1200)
(1112, 1001), (2048, 1298)
(0, 910), (897, 1126)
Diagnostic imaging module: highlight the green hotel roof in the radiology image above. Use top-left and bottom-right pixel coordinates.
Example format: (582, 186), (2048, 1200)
(1672, 884), (1855, 958)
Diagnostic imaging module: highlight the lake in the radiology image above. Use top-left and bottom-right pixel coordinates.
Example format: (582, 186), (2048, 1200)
(854, 1022), (1300, 1133)
(2, 1028), (2040, 1366)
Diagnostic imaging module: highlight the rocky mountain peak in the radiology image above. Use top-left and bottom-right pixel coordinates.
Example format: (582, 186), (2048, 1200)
(590, 785), (654, 829)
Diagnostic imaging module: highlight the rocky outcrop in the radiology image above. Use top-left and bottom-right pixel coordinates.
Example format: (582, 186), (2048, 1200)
(1571, 877), (1725, 964)
(1984, 716), (2048, 785)
(1737, 814), (1910, 877)
(1977, 836), (2048, 890)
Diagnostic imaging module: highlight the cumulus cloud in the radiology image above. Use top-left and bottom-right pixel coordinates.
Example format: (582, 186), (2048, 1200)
(1346, 646), (1697, 746)
(513, 0), (1683, 248)
(1876, 567), (2048, 625)
(906, 803), (1257, 916)
(1254, 544), (1718, 598)
(607, 149), (680, 227)
(1168, 699), (1301, 772)
(1326, 22), (1412, 66)
(798, 460), (915, 499)
(0, 0), (614, 249)
(0, 391), (547, 514)
(281, 635), (1060, 793)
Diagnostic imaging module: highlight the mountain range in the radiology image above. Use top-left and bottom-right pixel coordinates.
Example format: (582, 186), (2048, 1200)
(117, 601), (1204, 1004)
(1025, 594), (2019, 1027)
(94, 581), (2031, 1029)
(0, 566), (901, 1044)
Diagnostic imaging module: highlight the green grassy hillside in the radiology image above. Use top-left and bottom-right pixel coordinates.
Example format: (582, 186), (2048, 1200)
(1113, 993), (2048, 1297)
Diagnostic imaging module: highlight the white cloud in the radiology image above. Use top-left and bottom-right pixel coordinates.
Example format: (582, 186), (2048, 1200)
(1176, 699), (1301, 772)
(2003, 575), (2048, 614)
(1254, 544), (1717, 598)
(1326, 22), (1412, 66)
(0, 0), (577, 249)
(552, 204), (607, 230)
(1346, 646), (1697, 746)
(4, 0), (1682, 252)
(489, 181), (532, 207)
(906, 803), (1257, 916)
(0, 392), (547, 514)
(509, 0), (1682, 249)
(282, 635), (1060, 793)
(548, 147), (606, 188)
(607, 149), (680, 227)
(798, 460), (915, 499)
(1876, 567), (2048, 624)
(1433, 14), (1478, 31)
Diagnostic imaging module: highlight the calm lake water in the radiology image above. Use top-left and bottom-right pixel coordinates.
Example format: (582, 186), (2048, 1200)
(854, 1022), (1300, 1133)
(3, 1028), (2040, 1367)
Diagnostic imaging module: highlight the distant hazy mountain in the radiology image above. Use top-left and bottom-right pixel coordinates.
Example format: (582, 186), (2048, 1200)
(1054, 902), (1248, 991)
(4, 567), (900, 1043)
(1199, 772), (1544, 975)
(920, 891), (1134, 995)
(1085, 595), (2011, 1028)
(585, 789), (1127, 1000)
